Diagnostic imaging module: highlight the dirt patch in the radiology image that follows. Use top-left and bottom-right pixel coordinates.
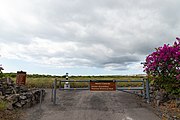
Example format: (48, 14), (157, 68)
(0, 110), (22, 120)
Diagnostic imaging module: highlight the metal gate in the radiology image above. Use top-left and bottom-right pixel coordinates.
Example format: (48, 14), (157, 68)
(51, 74), (150, 105)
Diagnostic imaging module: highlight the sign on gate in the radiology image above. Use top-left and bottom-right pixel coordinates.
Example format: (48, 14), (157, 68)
(90, 80), (116, 91)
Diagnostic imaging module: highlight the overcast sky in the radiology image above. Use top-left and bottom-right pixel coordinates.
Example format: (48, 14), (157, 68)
(0, 0), (180, 75)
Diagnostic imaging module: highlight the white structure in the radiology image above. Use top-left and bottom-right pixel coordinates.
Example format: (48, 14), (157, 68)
(64, 73), (70, 89)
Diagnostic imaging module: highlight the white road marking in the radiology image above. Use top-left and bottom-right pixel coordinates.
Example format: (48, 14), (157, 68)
(126, 116), (133, 120)
(122, 116), (134, 120)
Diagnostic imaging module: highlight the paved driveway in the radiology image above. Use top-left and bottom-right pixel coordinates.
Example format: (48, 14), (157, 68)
(21, 90), (160, 120)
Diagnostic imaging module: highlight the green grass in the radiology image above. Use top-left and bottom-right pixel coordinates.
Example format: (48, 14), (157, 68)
(10, 75), (145, 88)
(0, 100), (7, 111)
(26, 77), (55, 88)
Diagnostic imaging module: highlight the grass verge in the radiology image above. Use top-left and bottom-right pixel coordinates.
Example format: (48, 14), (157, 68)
(0, 100), (7, 111)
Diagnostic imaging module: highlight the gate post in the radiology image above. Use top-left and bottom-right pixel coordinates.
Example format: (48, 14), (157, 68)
(146, 79), (150, 103)
(143, 79), (146, 99)
(53, 79), (57, 105)
(51, 82), (54, 102)
(39, 89), (42, 110)
(88, 80), (90, 90)
(59, 80), (61, 90)
(115, 80), (117, 91)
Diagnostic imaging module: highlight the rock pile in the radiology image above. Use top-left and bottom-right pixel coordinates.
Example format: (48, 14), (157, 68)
(149, 86), (180, 107)
(149, 86), (180, 119)
(0, 78), (46, 110)
(0, 78), (28, 95)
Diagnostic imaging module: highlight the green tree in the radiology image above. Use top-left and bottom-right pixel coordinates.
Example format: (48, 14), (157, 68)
(0, 65), (4, 79)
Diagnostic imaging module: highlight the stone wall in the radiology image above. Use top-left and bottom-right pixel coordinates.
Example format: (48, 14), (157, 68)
(149, 86), (180, 107)
(0, 78), (46, 110)
(149, 86), (180, 119)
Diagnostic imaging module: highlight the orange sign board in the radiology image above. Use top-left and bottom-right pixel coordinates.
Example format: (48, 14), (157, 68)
(90, 80), (116, 91)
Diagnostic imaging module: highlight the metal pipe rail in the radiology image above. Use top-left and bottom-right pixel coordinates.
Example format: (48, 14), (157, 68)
(116, 87), (144, 90)
(59, 88), (90, 90)
(51, 78), (150, 105)
(115, 80), (144, 82)
(60, 80), (144, 82)
(60, 80), (90, 82)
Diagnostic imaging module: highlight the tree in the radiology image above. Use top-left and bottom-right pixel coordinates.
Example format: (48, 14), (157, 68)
(143, 38), (180, 95)
(0, 64), (4, 79)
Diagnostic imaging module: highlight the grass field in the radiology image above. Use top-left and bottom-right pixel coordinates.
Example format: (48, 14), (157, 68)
(10, 75), (146, 88)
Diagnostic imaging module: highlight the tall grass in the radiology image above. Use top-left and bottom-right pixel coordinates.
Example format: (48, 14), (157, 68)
(26, 77), (55, 88)
(10, 76), (145, 88)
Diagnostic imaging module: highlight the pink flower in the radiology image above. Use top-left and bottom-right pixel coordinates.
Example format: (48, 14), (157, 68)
(144, 38), (180, 80)
(176, 37), (180, 40)
(176, 74), (180, 80)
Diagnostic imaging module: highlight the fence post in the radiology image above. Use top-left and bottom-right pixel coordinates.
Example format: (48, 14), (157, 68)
(51, 82), (54, 102)
(115, 80), (118, 91)
(88, 81), (90, 90)
(59, 80), (61, 90)
(53, 79), (57, 105)
(39, 89), (42, 110)
(146, 79), (150, 103)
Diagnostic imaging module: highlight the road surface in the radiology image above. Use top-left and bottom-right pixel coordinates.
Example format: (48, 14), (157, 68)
(20, 90), (160, 120)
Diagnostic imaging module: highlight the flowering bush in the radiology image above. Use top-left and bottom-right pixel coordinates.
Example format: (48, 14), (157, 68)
(144, 37), (180, 95)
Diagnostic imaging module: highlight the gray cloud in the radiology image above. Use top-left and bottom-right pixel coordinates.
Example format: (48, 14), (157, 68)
(0, 0), (180, 71)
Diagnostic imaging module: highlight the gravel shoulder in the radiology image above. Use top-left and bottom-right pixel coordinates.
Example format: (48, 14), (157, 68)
(20, 89), (160, 120)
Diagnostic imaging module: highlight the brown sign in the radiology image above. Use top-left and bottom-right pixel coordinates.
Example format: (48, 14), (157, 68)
(16, 71), (26, 85)
(90, 80), (116, 91)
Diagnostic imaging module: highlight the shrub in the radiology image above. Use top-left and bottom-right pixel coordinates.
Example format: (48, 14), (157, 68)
(143, 37), (180, 95)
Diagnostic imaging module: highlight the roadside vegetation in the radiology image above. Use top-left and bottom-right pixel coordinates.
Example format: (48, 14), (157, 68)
(3, 73), (145, 88)
(143, 38), (180, 119)
(0, 100), (7, 111)
(143, 37), (180, 97)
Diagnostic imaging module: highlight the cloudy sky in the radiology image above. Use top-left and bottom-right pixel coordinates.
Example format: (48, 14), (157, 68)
(0, 0), (180, 75)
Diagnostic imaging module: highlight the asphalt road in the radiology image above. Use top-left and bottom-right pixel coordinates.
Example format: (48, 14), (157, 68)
(20, 90), (160, 120)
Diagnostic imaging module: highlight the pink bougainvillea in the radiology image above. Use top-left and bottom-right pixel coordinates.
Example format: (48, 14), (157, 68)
(143, 37), (180, 94)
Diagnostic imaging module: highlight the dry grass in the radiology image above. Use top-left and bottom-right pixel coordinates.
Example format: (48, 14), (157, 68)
(10, 76), (145, 88)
